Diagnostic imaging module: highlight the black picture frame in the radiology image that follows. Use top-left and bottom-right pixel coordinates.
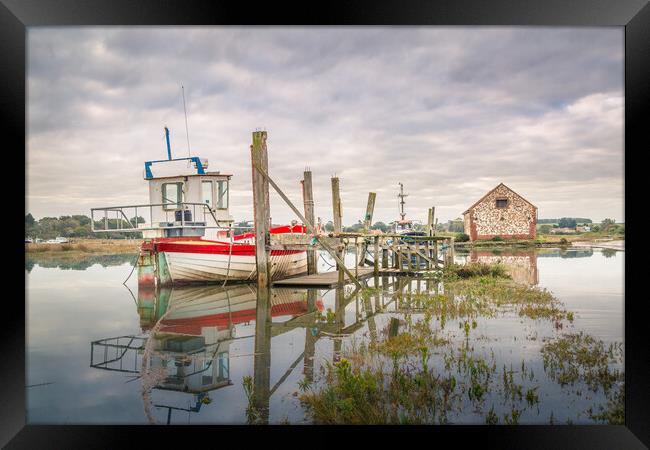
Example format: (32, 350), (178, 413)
(5, 0), (648, 447)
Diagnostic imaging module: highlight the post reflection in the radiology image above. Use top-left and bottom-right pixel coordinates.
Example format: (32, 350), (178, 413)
(90, 274), (414, 424)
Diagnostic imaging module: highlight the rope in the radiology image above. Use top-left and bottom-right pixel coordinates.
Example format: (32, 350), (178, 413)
(122, 253), (140, 285)
(319, 252), (335, 269)
(222, 226), (234, 287)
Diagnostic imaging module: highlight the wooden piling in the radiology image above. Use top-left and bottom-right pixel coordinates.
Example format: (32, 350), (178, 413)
(373, 236), (379, 277)
(364, 192), (376, 231)
(382, 247), (388, 269)
(251, 131), (271, 299)
(302, 170), (317, 275)
(359, 192), (376, 266)
(331, 177), (344, 285)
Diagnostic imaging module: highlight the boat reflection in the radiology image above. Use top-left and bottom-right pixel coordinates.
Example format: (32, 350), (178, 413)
(90, 275), (430, 424)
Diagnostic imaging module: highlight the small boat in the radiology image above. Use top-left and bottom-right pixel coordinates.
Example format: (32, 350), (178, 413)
(91, 127), (309, 285)
(142, 225), (308, 284)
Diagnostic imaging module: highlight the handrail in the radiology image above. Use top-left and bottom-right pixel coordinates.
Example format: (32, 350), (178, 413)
(90, 202), (236, 233)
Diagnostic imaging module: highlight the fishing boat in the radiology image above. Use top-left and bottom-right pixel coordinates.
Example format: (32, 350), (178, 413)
(91, 127), (308, 285)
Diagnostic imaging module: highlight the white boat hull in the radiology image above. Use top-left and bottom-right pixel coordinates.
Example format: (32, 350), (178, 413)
(164, 250), (308, 284)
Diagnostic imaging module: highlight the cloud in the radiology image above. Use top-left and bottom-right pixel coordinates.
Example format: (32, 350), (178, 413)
(27, 27), (624, 224)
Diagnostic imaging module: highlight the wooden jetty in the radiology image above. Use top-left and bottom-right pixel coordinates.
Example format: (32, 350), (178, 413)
(249, 130), (456, 292)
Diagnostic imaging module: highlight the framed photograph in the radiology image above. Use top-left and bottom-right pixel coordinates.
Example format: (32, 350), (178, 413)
(6, 0), (648, 447)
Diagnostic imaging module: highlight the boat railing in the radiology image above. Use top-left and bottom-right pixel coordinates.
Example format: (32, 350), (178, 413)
(90, 202), (238, 233)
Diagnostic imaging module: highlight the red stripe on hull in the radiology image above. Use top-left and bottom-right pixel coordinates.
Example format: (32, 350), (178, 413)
(159, 299), (324, 335)
(153, 242), (304, 256)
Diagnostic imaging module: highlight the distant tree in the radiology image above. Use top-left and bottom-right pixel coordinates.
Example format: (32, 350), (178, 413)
(558, 217), (577, 229)
(324, 221), (334, 232)
(448, 218), (464, 233)
(343, 221), (364, 233)
(233, 220), (252, 236)
(25, 213), (36, 227)
(25, 213), (37, 237)
(539, 224), (552, 234)
(371, 221), (389, 232)
(591, 224), (601, 232)
(601, 218), (615, 231)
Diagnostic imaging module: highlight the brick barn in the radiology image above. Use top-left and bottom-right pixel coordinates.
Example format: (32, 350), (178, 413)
(463, 183), (537, 241)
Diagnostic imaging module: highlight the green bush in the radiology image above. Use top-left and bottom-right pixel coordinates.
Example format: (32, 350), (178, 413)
(490, 236), (504, 242)
(455, 233), (470, 242)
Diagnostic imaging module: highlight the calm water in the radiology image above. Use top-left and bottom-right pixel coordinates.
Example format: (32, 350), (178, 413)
(26, 247), (624, 424)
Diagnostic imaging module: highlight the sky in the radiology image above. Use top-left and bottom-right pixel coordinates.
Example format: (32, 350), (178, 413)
(26, 27), (624, 225)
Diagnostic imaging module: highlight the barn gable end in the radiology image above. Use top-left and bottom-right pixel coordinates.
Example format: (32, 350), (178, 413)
(463, 183), (537, 241)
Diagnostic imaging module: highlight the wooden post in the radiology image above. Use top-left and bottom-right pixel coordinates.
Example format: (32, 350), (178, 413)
(252, 161), (362, 288)
(373, 236), (379, 277)
(382, 247), (388, 269)
(427, 207), (434, 236)
(364, 192), (376, 231)
(450, 236), (455, 264)
(331, 177), (344, 285)
(354, 237), (359, 278)
(434, 239), (439, 268)
(424, 240), (430, 269)
(427, 207), (435, 263)
(302, 170), (317, 275)
(251, 131), (271, 299)
(406, 244), (412, 272)
(358, 191), (377, 266)
(414, 240), (420, 271)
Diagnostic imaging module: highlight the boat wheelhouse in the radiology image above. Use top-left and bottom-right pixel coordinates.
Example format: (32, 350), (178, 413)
(91, 127), (308, 285)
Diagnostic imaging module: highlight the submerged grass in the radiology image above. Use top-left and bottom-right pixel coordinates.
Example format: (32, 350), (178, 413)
(541, 332), (624, 393)
(299, 259), (621, 425)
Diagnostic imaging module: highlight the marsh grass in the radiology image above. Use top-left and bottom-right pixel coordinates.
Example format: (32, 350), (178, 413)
(541, 332), (624, 393)
(299, 260), (621, 425)
(25, 239), (140, 255)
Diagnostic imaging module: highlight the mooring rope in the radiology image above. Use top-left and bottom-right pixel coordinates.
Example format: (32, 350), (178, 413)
(319, 252), (335, 269)
(122, 253), (140, 285)
(222, 226), (234, 287)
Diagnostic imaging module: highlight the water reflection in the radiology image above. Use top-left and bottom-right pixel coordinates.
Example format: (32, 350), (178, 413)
(467, 249), (539, 285)
(92, 284), (329, 424)
(72, 247), (624, 424)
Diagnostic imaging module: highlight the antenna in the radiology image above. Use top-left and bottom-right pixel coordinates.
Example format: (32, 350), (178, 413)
(181, 85), (191, 158)
(397, 182), (409, 221)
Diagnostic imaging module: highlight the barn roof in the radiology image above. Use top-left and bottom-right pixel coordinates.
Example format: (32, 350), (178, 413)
(463, 183), (537, 215)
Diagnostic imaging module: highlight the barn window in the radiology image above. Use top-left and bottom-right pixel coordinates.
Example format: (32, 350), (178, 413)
(495, 199), (508, 209)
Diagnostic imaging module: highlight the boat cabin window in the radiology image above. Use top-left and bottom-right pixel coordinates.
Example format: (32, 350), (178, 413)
(162, 182), (183, 210)
(217, 180), (229, 209)
(202, 180), (213, 206)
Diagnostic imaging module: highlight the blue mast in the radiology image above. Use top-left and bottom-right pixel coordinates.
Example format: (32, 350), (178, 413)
(144, 127), (206, 179)
(164, 126), (172, 160)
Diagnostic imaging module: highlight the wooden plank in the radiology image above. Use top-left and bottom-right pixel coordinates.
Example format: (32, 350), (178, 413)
(273, 267), (374, 287)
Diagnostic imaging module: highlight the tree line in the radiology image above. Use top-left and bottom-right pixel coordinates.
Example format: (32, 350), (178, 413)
(538, 218), (593, 225)
(25, 214), (144, 240)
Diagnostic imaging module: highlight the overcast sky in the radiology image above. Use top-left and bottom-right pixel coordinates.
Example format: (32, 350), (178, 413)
(27, 27), (624, 225)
